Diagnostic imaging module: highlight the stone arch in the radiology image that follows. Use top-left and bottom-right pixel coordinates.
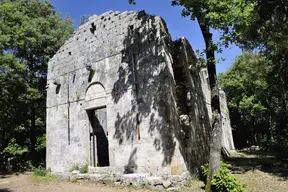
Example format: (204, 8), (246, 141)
(84, 82), (106, 109)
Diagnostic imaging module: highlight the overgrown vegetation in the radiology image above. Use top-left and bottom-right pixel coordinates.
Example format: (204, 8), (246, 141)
(202, 161), (246, 192)
(31, 167), (57, 182)
(32, 167), (50, 177)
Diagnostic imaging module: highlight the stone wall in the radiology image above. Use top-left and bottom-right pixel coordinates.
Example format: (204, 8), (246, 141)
(171, 38), (211, 171)
(46, 10), (234, 176)
(219, 89), (235, 151)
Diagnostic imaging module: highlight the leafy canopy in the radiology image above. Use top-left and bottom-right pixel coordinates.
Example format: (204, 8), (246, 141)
(0, 0), (74, 170)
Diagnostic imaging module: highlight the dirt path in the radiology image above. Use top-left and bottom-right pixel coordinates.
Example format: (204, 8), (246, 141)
(1, 161), (287, 192)
(0, 173), (151, 192)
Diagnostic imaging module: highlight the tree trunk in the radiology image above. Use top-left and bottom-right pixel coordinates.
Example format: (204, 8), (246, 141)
(198, 19), (223, 192)
(30, 104), (36, 156)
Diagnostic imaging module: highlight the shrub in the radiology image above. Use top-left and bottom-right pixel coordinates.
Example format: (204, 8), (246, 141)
(32, 167), (48, 177)
(202, 161), (246, 192)
(260, 135), (288, 160)
(271, 135), (288, 160)
(79, 164), (88, 173)
(69, 164), (79, 172)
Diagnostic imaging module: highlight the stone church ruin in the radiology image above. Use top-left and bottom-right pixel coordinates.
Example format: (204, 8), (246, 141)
(46, 10), (234, 176)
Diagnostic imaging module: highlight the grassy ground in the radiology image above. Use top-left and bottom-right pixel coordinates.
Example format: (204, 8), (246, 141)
(227, 150), (288, 192)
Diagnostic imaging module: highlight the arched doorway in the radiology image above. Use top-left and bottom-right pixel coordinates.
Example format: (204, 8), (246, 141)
(85, 83), (109, 167)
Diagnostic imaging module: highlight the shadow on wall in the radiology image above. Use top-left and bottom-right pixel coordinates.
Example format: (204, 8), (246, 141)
(172, 38), (211, 171)
(112, 11), (210, 173)
(124, 147), (138, 174)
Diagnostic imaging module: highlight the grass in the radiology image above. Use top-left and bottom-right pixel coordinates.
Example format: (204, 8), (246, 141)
(180, 150), (288, 192)
(29, 174), (58, 182)
(227, 150), (288, 192)
(30, 167), (57, 182)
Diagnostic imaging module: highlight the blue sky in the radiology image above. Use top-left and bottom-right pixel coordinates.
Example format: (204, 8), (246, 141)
(49, 0), (242, 73)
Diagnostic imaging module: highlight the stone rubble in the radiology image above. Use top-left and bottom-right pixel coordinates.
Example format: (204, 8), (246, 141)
(54, 171), (190, 190)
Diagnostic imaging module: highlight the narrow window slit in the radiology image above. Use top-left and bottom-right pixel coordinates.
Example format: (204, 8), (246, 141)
(72, 74), (76, 83)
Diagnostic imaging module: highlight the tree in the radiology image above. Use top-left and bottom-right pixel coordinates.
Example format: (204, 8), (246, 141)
(233, 1), (288, 158)
(129, 0), (254, 191)
(80, 15), (89, 26)
(219, 50), (288, 159)
(237, 0), (288, 52)
(219, 52), (272, 148)
(219, 0), (288, 159)
(0, 0), (74, 171)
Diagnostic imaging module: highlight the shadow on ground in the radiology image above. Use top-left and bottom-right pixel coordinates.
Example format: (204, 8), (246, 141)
(226, 150), (288, 180)
(0, 189), (12, 192)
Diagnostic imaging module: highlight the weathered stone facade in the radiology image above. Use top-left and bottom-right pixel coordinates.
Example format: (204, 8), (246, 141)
(46, 10), (234, 176)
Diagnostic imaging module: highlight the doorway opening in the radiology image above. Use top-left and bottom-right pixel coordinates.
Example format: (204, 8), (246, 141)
(87, 107), (110, 167)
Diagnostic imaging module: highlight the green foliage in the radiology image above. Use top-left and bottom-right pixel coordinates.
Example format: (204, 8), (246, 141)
(35, 134), (46, 151)
(0, 0), (74, 171)
(79, 164), (88, 173)
(171, 0), (255, 47)
(202, 161), (246, 192)
(219, 50), (288, 156)
(69, 164), (79, 172)
(32, 167), (49, 177)
(31, 167), (57, 182)
(268, 135), (288, 160)
(225, 1), (288, 154)
(3, 138), (28, 155)
(219, 52), (273, 148)
(75, 91), (81, 100)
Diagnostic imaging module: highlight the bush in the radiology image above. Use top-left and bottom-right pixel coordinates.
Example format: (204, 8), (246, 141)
(69, 165), (80, 172)
(79, 164), (88, 173)
(32, 167), (48, 177)
(202, 161), (246, 192)
(271, 135), (288, 160)
(260, 135), (288, 160)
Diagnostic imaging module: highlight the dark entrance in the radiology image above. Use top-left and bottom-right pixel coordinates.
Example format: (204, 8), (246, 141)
(88, 107), (110, 167)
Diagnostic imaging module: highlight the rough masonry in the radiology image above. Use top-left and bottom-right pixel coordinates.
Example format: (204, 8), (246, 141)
(46, 10), (234, 177)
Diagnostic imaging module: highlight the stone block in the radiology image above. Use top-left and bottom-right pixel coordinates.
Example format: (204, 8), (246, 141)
(54, 172), (71, 181)
(71, 170), (80, 175)
(167, 187), (181, 192)
(163, 180), (172, 188)
(145, 176), (163, 186)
